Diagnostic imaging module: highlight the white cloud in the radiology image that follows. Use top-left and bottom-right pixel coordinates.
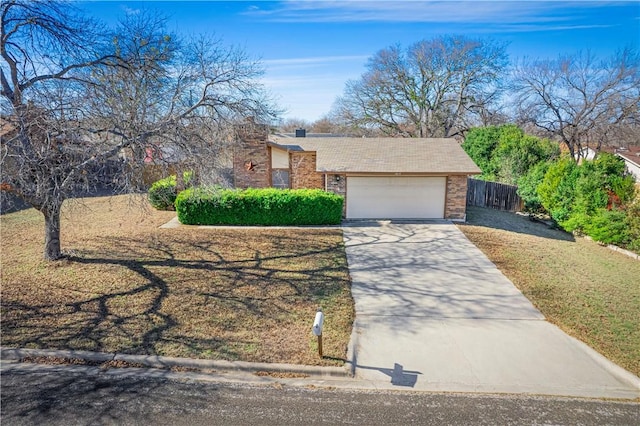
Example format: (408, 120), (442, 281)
(121, 5), (140, 16)
(243, 1), (623, 30)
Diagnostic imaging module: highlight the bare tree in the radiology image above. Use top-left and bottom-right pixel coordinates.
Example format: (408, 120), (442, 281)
(309, 116), (334, 134)
(1, 1), (278, 260)
(278, 115), (349, 135)
(512, 49), (640, 159)
(86, 12), (278, 188)
(331, 35), (508, 138)
(1, 0), (126, 260)
(277, 117), (311, 133)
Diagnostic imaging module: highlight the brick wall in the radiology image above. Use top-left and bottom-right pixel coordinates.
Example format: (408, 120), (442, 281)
(290, 151), (323, 189)
(326, 173), (346, 216)
(233, 122), (270, 188)
(445, 175), (468, 220)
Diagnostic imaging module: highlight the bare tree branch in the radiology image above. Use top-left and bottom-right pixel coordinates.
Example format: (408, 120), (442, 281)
(1, 2), (280, 260)
(512, 49), (640, 159)
(331, 35), (508, 138)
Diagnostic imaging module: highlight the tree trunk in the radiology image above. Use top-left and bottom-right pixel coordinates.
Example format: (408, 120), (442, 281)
(175, 168), (186, 192)
(43, 204), (63, 260)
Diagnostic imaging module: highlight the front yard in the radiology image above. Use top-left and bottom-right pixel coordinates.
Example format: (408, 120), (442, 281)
(3, 197), (638, 377)
(458, 207), (640, 377)
(0, 195), (354, 366)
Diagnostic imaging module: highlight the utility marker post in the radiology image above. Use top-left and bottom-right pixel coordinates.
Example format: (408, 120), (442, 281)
(312, 308), (325, 358)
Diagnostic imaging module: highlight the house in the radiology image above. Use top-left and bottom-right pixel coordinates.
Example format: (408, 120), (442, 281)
(576, 146), (640, 184)
(613, 146), (640, 184)
(576, 147), (597, 162)
(233, 123), (481, 221)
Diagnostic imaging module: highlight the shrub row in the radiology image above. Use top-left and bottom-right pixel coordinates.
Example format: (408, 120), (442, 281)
(175, 187), (344, 226)
(535, 153), (639, 252)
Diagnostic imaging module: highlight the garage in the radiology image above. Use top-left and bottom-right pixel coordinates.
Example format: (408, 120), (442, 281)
(236, 136), (481, 220)
(346, 176), (447, 219)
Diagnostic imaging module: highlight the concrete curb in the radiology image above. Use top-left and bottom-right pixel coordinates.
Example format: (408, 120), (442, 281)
(0, 347), (351, 379)
(556, 330), (640, 391)
(1, 348), (114, 363)
(345, 317), (359, 378)
(582, 235), (640, 261)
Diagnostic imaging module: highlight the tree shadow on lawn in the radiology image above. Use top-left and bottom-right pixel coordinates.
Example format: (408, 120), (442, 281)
(462, 206), (575, 242)
(1, 231), (352, 364)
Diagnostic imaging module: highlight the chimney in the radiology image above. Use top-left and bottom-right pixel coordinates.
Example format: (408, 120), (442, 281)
(295, 128), (306, 138)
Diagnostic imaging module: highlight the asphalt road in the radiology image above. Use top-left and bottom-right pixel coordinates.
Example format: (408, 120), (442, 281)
(1, 363), (638, 426)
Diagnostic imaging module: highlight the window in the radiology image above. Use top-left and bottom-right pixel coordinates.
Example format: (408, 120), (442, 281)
(272, 170), (290, 189)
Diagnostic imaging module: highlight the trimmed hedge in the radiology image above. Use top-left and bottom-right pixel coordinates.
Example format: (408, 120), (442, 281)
(175, 187), (344, 226)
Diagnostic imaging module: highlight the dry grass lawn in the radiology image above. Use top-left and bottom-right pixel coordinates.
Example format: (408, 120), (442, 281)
(457, 207), (640, 377)
(1, 195), (354, 366)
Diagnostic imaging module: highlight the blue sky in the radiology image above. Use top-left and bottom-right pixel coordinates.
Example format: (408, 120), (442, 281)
(78, 1), (639, 122)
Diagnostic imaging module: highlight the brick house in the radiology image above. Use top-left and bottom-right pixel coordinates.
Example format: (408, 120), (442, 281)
(233, 123), (481, 221)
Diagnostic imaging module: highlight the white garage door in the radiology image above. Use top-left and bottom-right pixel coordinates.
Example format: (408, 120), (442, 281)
(347, 176), (446, 219)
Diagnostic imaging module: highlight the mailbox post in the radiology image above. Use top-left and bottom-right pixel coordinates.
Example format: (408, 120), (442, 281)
(312, 308), (325, 358)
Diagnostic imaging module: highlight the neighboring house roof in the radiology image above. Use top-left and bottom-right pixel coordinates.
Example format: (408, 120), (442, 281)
(613, 146), (640, 183)
(614, 146), (640, 168)
(269, 137), (481, 175)
(576, 147), (597, 161)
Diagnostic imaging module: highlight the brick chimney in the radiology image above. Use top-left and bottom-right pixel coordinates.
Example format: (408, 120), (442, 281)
(233, 118), (270, 189)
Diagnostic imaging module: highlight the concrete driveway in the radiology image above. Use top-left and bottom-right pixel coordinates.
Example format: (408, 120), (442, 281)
(343, 221), (640, 399)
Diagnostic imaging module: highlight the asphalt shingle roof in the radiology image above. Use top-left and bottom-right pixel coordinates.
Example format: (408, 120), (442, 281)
(615, 147), (640, 167)
(269, 137), (481, 174)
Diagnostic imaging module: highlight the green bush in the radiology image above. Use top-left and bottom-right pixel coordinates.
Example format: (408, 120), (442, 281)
(491, 129), (559, 184)
(517, 161), (550, 212)
(175, 187), (344, 226)
(462, 124), (559, 184)
(537, 154), (637, 249)
(538, 157), (580, 225)
(585, 209), (630, 246)
(148, 172), (194, 211)
(148, 175), (178, 210)
(461, 126), (501, 180)
(626, 192), (640, 253)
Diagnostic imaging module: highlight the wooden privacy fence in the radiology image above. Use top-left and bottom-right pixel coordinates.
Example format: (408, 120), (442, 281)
(466, 178), (524, 212)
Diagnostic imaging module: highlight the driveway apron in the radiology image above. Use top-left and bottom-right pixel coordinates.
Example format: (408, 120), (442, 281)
(343, 221), (640, 399)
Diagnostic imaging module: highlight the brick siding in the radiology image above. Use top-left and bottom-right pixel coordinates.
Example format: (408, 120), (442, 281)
(445, 175), (468, 220)
(290, 151), (323, 189)
(233, 123), (270, 189)
(326, 173), (347, 216)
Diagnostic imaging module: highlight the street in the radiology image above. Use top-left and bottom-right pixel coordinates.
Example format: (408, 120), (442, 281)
(1, 363), (638, 425)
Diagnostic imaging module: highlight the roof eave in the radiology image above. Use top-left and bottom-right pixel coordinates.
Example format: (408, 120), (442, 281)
(317, 169), (482, 175)
(617, 153), (640, 168)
